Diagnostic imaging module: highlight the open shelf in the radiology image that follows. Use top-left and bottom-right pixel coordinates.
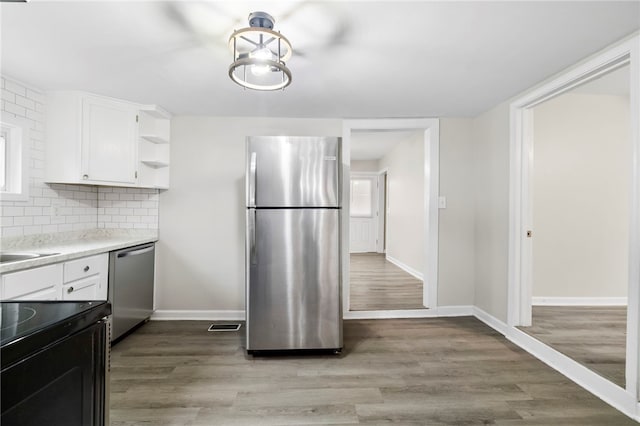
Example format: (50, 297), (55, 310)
(141, 160), (170, 168)
(140, 134), (169, 144)
(138, 105), (170, 189)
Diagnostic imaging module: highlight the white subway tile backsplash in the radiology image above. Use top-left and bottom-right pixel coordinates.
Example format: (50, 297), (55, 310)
(26, 89), (45, 104)
(4, 102), (26, 117)
(1, 88), (16, 103)
(4, 79), (27, 96)
(34, 216), (51, 225)
(24, 207), (43, 216)
(15, 94), (36, 110)
(24, 225), (43, 235)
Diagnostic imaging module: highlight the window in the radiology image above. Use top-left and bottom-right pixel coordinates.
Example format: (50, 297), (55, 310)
(0, 115), (29, 201)
(350, 178), (373, 217)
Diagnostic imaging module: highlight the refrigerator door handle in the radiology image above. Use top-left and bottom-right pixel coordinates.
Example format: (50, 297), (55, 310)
(249, 209), (257, 265)
(249, 152), (257, 207)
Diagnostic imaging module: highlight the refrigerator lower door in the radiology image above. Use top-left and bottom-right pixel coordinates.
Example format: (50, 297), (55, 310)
(247, 208), (342, 351)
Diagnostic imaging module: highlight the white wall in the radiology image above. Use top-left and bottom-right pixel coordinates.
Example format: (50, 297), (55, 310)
(158, 116), (478, 312)
(379, 132), (424, 274)
(351, 160), (379, 172)
(0, 76), (159, 239)
(157, 117), (341, 311)
(472, 101), (511, 322)
(438, 118), (476, 306)
(532, 93), (630, 298)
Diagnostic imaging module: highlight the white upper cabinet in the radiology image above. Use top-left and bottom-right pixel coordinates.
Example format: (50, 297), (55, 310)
(81, 95), (138, 184)
(45, 91), (171, 189)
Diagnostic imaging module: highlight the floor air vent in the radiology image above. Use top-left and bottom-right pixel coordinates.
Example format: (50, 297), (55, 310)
(208, 323), (241, 332)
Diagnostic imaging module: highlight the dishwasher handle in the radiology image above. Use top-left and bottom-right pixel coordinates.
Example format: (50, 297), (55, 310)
(117, 244), (155, 258)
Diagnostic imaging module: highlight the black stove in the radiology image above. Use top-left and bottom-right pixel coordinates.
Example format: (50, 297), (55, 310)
(1, 301), (111, 368)
(1, 301), (111, 426)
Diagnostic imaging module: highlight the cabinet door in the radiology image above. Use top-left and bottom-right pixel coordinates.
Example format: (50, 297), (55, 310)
(82, 96), (137, 184)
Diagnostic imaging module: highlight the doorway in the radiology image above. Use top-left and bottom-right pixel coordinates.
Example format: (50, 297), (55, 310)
(507, 38), (640, 407)
(516, 64), (630, 388)
(348, 131), (424, 311)
(341, 119), (440, 318)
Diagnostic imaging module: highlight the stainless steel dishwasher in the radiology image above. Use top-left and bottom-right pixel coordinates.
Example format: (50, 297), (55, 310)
(108, 243), (155, 341)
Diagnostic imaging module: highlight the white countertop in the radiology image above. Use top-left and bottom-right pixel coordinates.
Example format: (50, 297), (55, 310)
(0, 229), (158, 274)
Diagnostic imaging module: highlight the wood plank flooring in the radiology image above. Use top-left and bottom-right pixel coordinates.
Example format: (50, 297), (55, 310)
(518, 306), (626, 388)
(110, 318), (636, 425)
(350, 253), (423, 311)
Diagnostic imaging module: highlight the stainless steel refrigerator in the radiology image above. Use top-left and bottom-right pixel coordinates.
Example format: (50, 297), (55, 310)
(245, 136), (342, 352)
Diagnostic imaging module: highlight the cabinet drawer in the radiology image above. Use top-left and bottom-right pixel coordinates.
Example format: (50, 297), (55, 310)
(62, 275), (101, 301)
(2, 264), (63, 300)
(64, 254), (107, 283)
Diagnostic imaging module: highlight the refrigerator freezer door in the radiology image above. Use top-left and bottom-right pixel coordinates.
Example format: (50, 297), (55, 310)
(247, 136), (340, 208)
(247, 208), (342, 350)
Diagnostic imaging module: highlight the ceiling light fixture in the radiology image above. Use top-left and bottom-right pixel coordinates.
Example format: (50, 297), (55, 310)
(228, 12), (292, 91)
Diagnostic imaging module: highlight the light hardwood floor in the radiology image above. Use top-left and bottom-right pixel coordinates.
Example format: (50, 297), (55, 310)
(519, 306), (626, 388)
(110, 318), (636, 425)
(350, 253), (423, 311)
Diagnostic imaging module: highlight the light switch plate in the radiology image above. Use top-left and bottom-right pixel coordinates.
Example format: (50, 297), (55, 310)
(438, 196), (447, 209)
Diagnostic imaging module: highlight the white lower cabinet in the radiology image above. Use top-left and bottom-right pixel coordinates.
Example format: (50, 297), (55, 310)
(1, 253), (108, 301)
(1, 264), (63, 300)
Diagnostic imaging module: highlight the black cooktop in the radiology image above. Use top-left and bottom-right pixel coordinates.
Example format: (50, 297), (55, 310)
(1, 301), (111, 368)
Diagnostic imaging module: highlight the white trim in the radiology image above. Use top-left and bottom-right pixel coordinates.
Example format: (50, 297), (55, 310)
(473, 306), (509, 335)
(532, 297), (628, 306)
(508, 34), (640, 402)
(151, 310), (245, 321)
(152, 307), (473, 322)
(473, 307), (640, 422)
(0, 115), (30, 202)
(342, 118), (440, 316)
(386, 255), (424, 281)
(343, 306), (473, 320)
(628, 33), (640, 406)
(377, 168), (387, 253)
(423, 124), (440, 309)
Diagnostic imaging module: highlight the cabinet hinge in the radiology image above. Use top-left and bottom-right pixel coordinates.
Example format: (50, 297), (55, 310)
(136, 115), (139, 123)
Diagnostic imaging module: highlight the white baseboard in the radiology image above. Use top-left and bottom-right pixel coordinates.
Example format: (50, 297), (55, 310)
(532, 296), (628, 306)
(472, 306), (639, 422)
(154, 307), (473, 321)
(385, 255), (424, 280)
(343, 305), (473, 320)
(151, 310), (245, 321)
(472, 306), (509, 335)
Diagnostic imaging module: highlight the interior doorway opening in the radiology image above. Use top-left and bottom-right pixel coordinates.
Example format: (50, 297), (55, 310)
(341, 119), (440, 319)
(507, 38), (640, 408)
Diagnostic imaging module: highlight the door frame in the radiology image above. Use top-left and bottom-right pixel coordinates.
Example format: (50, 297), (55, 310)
(342, 118), (440, 316)
(507, 35), (640, 403)
(376, 169), (388, 254)
(349, 172), (380, 253)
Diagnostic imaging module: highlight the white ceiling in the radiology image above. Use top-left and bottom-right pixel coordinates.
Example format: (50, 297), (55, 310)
(2, 1), (639, 118)
(351, 130), (421, 161)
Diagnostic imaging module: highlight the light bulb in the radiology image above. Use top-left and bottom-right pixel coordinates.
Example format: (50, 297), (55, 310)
(250, 48), (274, 76)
